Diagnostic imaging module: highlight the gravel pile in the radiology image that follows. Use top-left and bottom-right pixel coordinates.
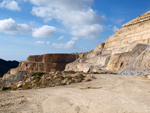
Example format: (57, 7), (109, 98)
(117, 68), (150, 76)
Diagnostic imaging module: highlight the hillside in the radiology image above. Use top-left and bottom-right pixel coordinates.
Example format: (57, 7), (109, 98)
(0, 58), (19, 77)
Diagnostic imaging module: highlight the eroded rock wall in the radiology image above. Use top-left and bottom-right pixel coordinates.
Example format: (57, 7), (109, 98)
(18, 54), (80, 72)
(104, 11), (150, 54)
(106, 44), (148, 71)
(65, 43), (111, 73)
(65, 11), (150, 73)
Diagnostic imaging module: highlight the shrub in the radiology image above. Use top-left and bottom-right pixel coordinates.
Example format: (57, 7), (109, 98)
(77, 74), (84, 80)
(56, 71), (62, 75)
(2, 86), (11, 91)
(22, 83), (30, 89)
(31, 72), (45, 77)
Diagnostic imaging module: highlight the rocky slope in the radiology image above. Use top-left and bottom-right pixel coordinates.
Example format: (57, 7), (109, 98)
(65, 11), (150, 74)
(0, 58), (19, 77)
(0, 71), (96, 91)
(0, 53), (82, 87)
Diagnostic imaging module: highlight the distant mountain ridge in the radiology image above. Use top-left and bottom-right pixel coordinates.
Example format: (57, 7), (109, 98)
(0, 58), (19, 77)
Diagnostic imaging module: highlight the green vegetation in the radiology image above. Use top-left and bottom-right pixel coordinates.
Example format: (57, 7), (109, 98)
(56, 71), (62, 75)
(2, 86), (11, 91)
(140, 16), (150, 20)
(77, 74), (84, 80)
(124, 18), (150, 27)
(31, 72), (45, 77)
(22, 83), (30, 89)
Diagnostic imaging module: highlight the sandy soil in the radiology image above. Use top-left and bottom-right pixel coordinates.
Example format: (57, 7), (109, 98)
(0, 74), (150, 113)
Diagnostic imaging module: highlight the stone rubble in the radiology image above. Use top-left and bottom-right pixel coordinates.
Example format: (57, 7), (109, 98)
(0, 71), (96, 91)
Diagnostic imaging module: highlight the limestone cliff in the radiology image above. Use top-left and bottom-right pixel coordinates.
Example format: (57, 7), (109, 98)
(18, 54), (81, 72)
(65, 10), (150, 74)
(104, 10), (150, 54)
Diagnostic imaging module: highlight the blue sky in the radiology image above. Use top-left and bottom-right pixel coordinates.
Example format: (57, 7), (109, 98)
(0, 0), (150, 61)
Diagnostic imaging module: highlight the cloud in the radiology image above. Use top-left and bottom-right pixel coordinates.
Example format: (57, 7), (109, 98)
(32, 25), (57, 38)
(52, 40), (75, 48)
(0, 18), (32, 34)
(31, 6), (103, 25)
(0, 0), (21, 11)
(46, 41), (50, 44)
(58, 36), (64, 40)
(35, 41), (50, 45)
(35, 41), (45, 44)
(71, 24), (104, 39)
(108, 25), (112, 27)
(71, 37), (78, 41)
(29, 0), (93, 10)
(116, 19), (125, 23)
(30, 0), (106, 39)
(113, 26), (119, 32)
(0, 18), (57, 39)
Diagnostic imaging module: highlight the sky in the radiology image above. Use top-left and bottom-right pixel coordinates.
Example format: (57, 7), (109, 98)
(0, 0), (150, 61)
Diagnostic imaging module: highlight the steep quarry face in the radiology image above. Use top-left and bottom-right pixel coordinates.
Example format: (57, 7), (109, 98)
(65, 43), (111, 73)
(106, 44), (148, 71)
(104, 11), (150, 55)
(65, 11), (150, 73)
(18, 54), (79, 72)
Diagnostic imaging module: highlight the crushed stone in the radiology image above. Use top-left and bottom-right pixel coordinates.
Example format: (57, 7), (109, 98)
(117, 68), (150, 76)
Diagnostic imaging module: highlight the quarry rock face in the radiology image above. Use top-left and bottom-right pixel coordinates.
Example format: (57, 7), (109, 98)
(106, 44), (148, 71)
(65, 11), (150, 74)
(18, 54), (80, 72)
(65, 43), (111, 73)
(104, 11), (150, 54)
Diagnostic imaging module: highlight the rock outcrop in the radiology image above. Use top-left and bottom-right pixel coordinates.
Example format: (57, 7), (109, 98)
(65, 43), (111, 73)
(19, 54), (80, 72)
(104, 11), (150, 54)
(65, 11), (150, 74)
(106, 44), (148, 71)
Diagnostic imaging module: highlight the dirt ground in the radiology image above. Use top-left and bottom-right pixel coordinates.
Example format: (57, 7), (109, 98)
(0, 74), (150, 113)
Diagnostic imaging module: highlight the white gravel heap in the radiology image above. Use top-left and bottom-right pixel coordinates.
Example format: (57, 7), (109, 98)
(117, 68), (150, 76)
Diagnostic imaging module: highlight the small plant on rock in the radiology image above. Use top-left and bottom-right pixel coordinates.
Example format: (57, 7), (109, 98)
(77, 74), (84, 80)
(31, 72), (45, 77)
(2, 86), (11, 91)
(22, 83), (30, 89)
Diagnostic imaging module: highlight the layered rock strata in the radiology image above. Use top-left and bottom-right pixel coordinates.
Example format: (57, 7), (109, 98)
(65, 11), (150, 74)
(65, 43), (111, 73)
(19, 54), (80, 72)
(104, 10), (150, 54)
